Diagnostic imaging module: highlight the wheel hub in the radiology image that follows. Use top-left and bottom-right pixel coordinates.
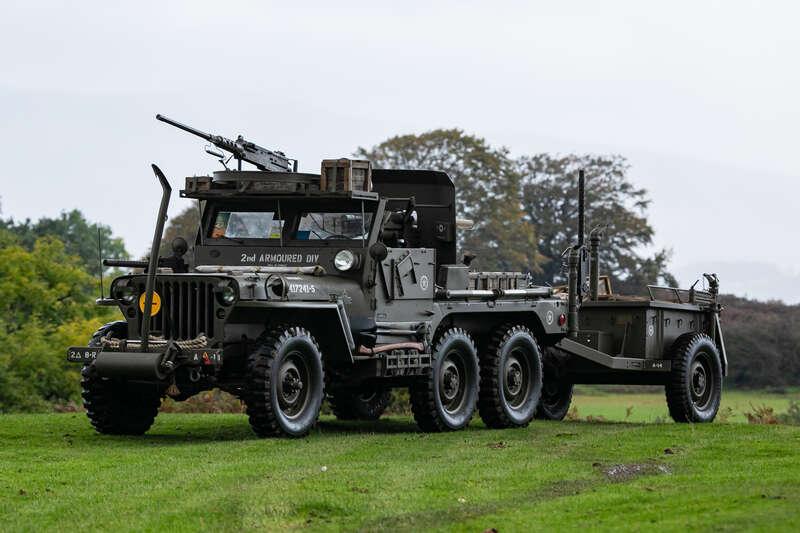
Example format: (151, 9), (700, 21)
(439, 352), (468, 414)
(506, 361), (523, 396)
(503, 351), (530, 409)
(281, 368), (304, 403)
(441, 360), (461, 402)
(689, 352), (714, 411)
(277, 354), (310, 419)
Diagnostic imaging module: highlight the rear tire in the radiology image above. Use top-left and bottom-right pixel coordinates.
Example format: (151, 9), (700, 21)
(81, 321), (162, 435)
(410, 328), (479, 432)
(478, 324), (543, 428)
(535, 355), (574, 421)
(244, 325), (325, 437)
(665, 333), (723, 423)
(328, 385), (392, 421)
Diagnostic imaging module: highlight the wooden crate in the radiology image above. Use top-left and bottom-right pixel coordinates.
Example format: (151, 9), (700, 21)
(320, 159), (372, 192)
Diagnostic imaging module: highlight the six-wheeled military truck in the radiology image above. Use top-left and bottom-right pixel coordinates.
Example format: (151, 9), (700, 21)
(66, 115), (727, 437)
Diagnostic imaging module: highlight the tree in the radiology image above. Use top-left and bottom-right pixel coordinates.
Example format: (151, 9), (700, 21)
(516, 154), (676, 291)
(357, 131), (673, 288)
(1, 209), (128, 276)
(0, 237), (114, 411)
(356, 130), (540, 272)
(159, 204), (201, 256)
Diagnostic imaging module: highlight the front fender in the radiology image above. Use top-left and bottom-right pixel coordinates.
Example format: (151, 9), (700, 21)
(235, 301), (355, 364)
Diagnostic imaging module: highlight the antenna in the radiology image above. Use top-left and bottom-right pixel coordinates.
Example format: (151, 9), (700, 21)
(578, 169), (585, 248)
(97, 226), (104, 300)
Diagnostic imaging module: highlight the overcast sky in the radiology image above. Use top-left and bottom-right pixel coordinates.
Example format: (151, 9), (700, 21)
(1, 1), (798, 302)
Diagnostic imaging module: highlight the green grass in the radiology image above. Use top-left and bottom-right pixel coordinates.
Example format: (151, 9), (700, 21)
(571, 386), (800, 423)
(1, 390), (799, 532)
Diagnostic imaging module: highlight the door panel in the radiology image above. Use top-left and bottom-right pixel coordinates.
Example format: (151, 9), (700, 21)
(379, 248), (435, 300)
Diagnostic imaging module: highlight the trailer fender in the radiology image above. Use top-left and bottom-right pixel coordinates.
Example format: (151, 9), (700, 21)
(714, 314), (728, 377)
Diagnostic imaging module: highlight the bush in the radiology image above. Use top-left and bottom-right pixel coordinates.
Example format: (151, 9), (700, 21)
(0, 235), (112, 412)
(721, 295), (800, 389)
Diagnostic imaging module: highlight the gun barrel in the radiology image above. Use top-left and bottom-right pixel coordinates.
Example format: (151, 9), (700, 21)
(156, 114), (213, 142)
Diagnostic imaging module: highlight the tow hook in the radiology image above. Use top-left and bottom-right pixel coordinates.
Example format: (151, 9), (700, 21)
(157, 341), (181, 380)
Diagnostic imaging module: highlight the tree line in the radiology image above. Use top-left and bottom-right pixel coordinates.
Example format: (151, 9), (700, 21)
(0, 130), (795, 411)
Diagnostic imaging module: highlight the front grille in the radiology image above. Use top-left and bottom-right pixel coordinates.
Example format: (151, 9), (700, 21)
(136, 278), (216, 340)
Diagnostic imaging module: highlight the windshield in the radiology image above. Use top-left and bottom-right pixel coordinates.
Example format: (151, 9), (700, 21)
(212, 211), (283, 239)
(295, 212), (372, 240)
(206, 200), (375, 243)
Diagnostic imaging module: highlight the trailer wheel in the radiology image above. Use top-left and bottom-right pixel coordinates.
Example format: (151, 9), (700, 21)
(535, 364), (574, 421)
(244, 325), (325, 437)
(665, 333), (723, 423)
(478, 325), (543, 428)
(410, 328), (479, 432)
(81, 321), (162, 435)
(328, 385), (392, 421)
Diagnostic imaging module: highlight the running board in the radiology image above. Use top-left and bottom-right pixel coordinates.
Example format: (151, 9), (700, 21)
(556, 338), (671, 372)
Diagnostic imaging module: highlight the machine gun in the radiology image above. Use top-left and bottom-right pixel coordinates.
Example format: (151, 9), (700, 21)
(156, 114), (296, 172)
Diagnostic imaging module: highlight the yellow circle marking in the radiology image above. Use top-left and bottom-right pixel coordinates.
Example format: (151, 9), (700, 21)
(139, 291), (161, 317)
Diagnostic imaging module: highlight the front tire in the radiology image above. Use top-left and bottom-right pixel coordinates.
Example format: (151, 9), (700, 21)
(478, 324), (543, 428)
(81, 321), (162, 435)
(244, 326), (325, 437)
(665, 333), (723, 423)
(328, 385), (392, 421)
(410, 328), (479, 432)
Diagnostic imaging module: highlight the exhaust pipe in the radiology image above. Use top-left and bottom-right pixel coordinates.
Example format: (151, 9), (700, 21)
(140, 164), (172, 351)
(567, 170), (586, 338)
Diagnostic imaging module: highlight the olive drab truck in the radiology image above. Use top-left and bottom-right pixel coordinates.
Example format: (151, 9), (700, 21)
(66, 115), (727, 437)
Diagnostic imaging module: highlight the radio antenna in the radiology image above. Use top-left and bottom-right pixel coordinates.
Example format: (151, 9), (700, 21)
(97, 226), (104, 300)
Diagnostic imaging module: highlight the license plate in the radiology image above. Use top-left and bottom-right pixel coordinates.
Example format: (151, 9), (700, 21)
(66, 347), (101, 363)
(184, 349), (223, 366)
(643, 359), (671, 371)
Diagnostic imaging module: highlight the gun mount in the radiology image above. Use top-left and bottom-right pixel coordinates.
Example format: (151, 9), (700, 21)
(156, 114), (296, 172)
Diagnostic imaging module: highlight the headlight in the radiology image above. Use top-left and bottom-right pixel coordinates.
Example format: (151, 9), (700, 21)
(114, 283), (137, 304)
(334, 249), (358, 271)
(217, 281), (238, 306)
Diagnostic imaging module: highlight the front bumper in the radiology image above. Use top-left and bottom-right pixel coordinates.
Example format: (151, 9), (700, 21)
(66, 345), (223, 380)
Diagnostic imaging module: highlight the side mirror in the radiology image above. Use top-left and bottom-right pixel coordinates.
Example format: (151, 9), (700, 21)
(369, 242), (388, 261)
(171, 237), (188, 257)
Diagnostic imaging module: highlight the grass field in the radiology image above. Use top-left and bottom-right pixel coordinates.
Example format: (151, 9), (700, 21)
(1, 389), (799, 532)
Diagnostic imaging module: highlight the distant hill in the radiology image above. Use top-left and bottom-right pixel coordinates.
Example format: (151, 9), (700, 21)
(720, 294), (800, 389)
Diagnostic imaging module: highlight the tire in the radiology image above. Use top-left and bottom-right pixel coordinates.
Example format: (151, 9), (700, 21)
(81, 321), (162, 435)
(244, 325), (325, 437)
(410, 328), (479, 432)
(535, 355), (574, 421)
(328, 385), (392, 421)
(665, 332), (723, 423)
(478, 324), (543, 428)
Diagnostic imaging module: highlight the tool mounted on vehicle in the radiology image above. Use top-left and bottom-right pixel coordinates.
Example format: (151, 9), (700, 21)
(156, 114), (296, 172)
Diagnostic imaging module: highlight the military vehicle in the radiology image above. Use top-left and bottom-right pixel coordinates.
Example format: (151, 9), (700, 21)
(66, 115), (727, 437)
